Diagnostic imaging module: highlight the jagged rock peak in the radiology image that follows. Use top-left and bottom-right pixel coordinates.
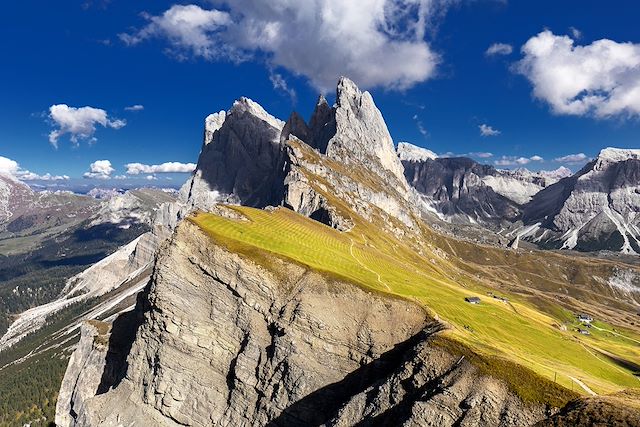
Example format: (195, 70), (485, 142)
(593, 147), (640, 170)
(228, 96), (285, 130)
(397, 142), (438, 162)
(281, 111), (311, 144)
(203, 111), (226, 146)
(326, 76), (409, 189)
(539, 166), (572, 180)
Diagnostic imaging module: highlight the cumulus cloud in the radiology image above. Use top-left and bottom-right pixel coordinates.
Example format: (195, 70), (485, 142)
(83, 160), (115, 179)
(479, 124), (501, 136)
(0, 156), (69, 180)
(515, 30), (640, 118)
(48, 104), (126, 148)
(554, 153), (588, 164)
(494, 155), (543, 166)
(119, 1), (448, 91)
(145, 175), (157, 181)
(119, 5), (232, 59)
(485, 42), (513, 56)
(125, 161), (196, 175)
(0, 156), (20, 175)
(124, 104), (144, 111)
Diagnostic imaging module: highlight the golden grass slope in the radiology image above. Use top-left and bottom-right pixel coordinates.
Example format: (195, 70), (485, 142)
(191, 206), (640, 406)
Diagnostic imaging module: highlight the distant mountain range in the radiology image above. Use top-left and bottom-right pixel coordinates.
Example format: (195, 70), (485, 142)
(399, 144), (640, 255)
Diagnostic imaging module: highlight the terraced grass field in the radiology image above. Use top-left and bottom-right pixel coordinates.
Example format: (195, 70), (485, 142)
(190, 206), (640, 403)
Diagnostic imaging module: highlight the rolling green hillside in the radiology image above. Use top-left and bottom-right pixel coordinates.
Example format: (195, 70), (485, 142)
(191, 206), (640, 404)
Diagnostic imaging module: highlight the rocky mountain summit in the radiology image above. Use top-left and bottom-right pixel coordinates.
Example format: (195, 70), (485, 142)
(180, 76), (414, 232)
(399, 142), (640, 255)
(51, 78), (640, 427)
(516, 148), (640, 253)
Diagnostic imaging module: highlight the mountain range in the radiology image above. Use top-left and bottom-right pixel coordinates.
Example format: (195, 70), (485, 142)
(1, 78), (639, 426)
(399, 144), (640, 255)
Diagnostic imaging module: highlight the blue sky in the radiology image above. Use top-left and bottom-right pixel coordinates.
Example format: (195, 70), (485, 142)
(1, 0), (640, 186)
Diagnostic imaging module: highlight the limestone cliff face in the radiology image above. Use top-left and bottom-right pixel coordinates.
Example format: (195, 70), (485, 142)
(283, 77), (409, 196)
(180, 97), (287, 211)
(57, 221), (549, 427)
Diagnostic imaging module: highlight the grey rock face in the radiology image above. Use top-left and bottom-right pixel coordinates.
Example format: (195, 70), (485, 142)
(56, 221), (549, 427)
(176, 77), (416, 234)
(297, 77), (409, 193)
(181, 97), (287, 211)
(329, 335), (546, 427)
(55, 322), (111, 427)
(520, 148), (640, 253)
(402, 156), (521, 225)
(57, 221), (427, 425)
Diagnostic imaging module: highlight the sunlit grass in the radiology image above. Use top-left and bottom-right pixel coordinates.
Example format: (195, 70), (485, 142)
(190, 206), (640, 403)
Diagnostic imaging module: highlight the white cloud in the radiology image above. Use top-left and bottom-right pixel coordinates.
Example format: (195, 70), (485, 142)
(269, 71), (297, 102)
(468, 152), (493, 158)
(119, 5), (232, 59)
(125, 161), (196, 175)
(0, 156), (19, 175)
(145, 175), (157, 180)
(0, 156), (69, 180)
(486, 42), (513, 56)
(48, 104), (126, 148)
(125, 104), (144, 111)
(412, 114), (428, 137)
(120, 1), (449, 91)
(479, 123), (501, 136)
(83, 160), (115, 179)
(18, 172), (70, 181)
(515, 30), (640, 118)
(554, 153), (588, 164)
(569, 26), (582, 40)
(494, 155), (542, 166)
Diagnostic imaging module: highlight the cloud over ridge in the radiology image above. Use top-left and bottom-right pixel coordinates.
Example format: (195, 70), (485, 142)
(120, 1), (450, 91)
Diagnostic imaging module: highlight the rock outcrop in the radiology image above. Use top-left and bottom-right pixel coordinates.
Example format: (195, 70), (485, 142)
(56, 220), (549, 427)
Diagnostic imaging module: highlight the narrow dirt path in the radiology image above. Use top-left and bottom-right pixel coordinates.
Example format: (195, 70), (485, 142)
(568, 376), (597, 396)
(349, 238), (391, 291)
(590, 324), (640, 345)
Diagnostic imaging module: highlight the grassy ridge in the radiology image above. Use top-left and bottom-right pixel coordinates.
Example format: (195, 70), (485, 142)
(190, 207), (640, 403)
